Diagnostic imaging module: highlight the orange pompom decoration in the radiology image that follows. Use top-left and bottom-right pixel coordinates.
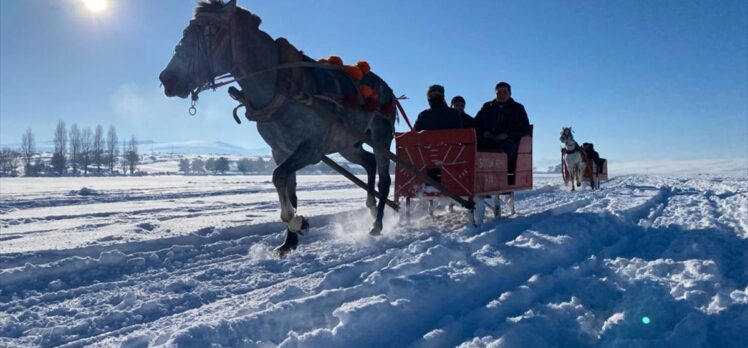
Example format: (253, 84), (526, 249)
(318, 58), (329, 64)
(344, 66), (364, 80)
(359, 84), (374, 98)
(327, 55), (343, 66)
(357, 61), (371, 75)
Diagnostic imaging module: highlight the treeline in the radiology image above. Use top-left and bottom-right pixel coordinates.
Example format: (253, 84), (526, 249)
(177, 157), (361, 175)
(0, 121), (141, 177)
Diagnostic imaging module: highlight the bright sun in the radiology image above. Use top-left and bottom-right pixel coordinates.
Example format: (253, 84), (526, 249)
(81, 0), (108, 14)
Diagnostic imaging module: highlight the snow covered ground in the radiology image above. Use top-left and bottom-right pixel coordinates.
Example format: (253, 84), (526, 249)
(1, 169), (746, 347)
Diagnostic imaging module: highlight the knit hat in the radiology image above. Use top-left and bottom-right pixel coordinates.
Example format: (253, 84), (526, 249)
(451, 96), (465, 105)
(427, 84), (445, 96)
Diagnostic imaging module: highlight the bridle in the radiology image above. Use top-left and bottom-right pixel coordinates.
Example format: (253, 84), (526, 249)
(174, 14), (236, 115)
(560, 128), (580, 154)
(560, 128), (574, 143)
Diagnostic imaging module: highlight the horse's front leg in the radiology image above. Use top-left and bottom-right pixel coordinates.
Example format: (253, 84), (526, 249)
(570, 166), (576, 191)
(273, 145), (315, 256)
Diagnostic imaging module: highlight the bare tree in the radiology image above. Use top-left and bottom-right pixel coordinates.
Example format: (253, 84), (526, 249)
(236, 158), (250, 174)
(80, 127), (93, 175)
(215, 157), (230, 174)
(0, 148), (10, 175)
(52, 121), (67, 174)
(120, 140), (128, 174)
(92, 125), (104, 173)
(126, 135), (139, 175)
(106, 125), (118, 173)
(20, 128), (35, 176)
(69, 124), (81, 174)
(191, 158), (205, 173)
(0, 148), (20, 176)
(178, 159), (191, 173)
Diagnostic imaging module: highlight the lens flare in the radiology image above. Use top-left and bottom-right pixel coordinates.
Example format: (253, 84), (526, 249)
(642, 316), (651, 325)
(81, 0), (108, 14)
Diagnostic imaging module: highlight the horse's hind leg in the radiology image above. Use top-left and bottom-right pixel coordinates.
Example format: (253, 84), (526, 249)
(288, 173), (298, 209)
(370, 149), (391, 235)
(340, 145), (377, 216)
(369, 121), (394, 236)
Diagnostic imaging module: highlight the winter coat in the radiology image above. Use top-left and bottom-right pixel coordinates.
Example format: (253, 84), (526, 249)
(414, 104), (465, 131)
(474, 98), (530, 143)
(459, 112), (474, 128)
(583, 143), (601, 161)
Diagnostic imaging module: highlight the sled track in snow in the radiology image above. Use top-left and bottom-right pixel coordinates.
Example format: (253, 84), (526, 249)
(2, 175), (747, 347)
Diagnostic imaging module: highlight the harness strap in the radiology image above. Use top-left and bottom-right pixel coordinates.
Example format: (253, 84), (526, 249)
(232, 93), (289, 123)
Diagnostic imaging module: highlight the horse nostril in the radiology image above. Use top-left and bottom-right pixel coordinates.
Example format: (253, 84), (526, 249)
(159, 70), (176, 87)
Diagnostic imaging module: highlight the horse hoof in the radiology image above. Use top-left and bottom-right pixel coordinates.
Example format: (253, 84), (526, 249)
(369, 223), (383, 236)
(275, 230), (299, 258)
(288, 215), (309, 235)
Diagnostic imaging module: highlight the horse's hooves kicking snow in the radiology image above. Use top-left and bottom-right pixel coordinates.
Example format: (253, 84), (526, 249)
(275, 216), (309, 258)
(275, 229), (299, 258)
(369, 222), (383, 236)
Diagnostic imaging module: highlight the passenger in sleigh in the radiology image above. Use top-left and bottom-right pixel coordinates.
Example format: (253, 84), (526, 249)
(450, 95), (474, 129)
(582, 143), (605, 174)
(474, 81), (531, 173)
(413, 85), (465, 131)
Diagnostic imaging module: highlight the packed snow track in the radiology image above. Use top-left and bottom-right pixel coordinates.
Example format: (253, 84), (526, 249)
(1, 174), (746, 347)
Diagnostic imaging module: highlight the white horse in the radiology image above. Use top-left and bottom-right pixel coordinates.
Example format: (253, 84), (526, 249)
(560, 127), (585, 191)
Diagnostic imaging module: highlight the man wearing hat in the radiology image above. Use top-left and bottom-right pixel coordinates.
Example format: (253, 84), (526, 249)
(413, 85), (464, 131)
(450, 95), (474, 128)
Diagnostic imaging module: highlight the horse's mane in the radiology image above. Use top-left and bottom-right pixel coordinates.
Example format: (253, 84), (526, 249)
(195, 0), (262, 27)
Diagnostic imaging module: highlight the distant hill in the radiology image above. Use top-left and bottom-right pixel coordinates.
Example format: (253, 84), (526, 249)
(143, 141), (270, 156)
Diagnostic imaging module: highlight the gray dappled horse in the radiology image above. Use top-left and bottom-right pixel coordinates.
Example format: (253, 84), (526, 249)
(159, 0), (396, 256)
(560, 127), (585, 191)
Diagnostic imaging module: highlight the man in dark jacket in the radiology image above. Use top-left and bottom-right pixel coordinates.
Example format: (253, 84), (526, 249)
(474, 82), (530, 167)
(450, 95), (474, 128)
(414, 85), (464, 131)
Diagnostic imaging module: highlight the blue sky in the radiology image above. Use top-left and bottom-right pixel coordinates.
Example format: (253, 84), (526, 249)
(1, 0), (746, 164)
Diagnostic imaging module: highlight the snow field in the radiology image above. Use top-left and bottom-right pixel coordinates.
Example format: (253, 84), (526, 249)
(0, 173), (746, 347)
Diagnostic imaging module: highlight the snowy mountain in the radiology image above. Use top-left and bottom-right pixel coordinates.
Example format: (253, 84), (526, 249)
(1, 169), (746, 347)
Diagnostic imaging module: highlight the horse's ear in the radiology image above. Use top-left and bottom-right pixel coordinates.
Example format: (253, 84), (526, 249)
(225, 0), (237, 15)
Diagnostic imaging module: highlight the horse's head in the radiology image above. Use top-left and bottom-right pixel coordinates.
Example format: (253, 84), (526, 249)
(159, 0), (255, 98)
(560, 127), (574, 143)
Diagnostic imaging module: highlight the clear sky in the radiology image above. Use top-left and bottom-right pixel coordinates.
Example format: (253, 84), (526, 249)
(1, 0), (746, 165)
